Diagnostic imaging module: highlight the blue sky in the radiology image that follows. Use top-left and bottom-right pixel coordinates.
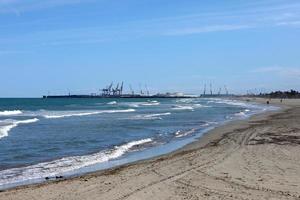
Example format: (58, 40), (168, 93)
(0, 0), (299, 97)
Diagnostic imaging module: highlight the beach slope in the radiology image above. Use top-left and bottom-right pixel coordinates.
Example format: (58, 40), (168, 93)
(1, 99), (300, 200)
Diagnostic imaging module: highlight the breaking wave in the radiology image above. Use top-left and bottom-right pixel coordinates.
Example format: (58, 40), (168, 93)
(0, 118), (39, 139)
(193, 104), (211, 108)
(175, 99), (194, 103)
(133, 112), (171, 120)
(172, 105), (194, 111)
(0, 110), (22, 116)
(175, 129), (196, 138)
(125, 101), (160, 107)
(43, 109), (135, 119)
(140, 101), (160, 106)
(144, 112), (171, 118)
(0, 138), (153, 187)
(107, 101), (117, 105)
(234, 109), (251, 117)
(209, 99), (249, 107)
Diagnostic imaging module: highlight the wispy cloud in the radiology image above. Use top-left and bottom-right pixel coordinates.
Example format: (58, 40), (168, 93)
(276, 20), (300, 26)
(0, 50), (30, 55)
(0, 0), (95, 14)
(252, 67), (300, 79)
(252, 67), (284, 73)
(1, 0), (300, 46)
(163, 24), (252, 36)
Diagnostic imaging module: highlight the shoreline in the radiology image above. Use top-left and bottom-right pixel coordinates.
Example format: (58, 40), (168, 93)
(1, 98), (300, 199)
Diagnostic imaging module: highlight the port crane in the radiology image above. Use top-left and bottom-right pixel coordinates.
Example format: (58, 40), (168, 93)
(224, 85), (229, 95)
(145, 84), (150, 96)
(112, 83), (119, 95)
(218, 87), (222, 95)
(129, 85), (134, 95)
(102, 82), (113, 96)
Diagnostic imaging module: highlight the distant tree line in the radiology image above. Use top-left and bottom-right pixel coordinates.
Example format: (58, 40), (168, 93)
(256, 90), (300, 98)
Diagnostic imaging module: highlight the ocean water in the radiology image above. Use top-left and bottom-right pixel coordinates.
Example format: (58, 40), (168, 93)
(0, 98), (275, 189)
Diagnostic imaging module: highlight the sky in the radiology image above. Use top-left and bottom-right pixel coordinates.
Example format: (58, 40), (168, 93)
(0, 0), (300, 97)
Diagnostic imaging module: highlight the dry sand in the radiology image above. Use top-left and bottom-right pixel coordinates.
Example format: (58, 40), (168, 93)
(1, 98), (300, 200)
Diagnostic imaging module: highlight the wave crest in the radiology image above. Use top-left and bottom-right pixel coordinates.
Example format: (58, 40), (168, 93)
(172, 105), (194, 111)
(133, 112), (171, 120)
(0, 110), (22, 116)
(175, 129), (196, 138)
(107, 101), (117, 105)
(0, 138), (152, 186)
(0, 118), (39, 139)
(44, 109), (135, 119)
(125, 101), (160, 107)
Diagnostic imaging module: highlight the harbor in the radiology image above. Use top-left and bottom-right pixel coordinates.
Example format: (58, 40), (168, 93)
(43, 82), (231, 99)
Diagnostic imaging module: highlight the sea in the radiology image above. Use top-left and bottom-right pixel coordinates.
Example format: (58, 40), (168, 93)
(0, 97), (277, 189)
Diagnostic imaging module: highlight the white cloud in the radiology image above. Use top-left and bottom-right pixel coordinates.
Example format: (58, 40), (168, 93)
(163, 24), (252, 36)
(276, 20), (300, 26)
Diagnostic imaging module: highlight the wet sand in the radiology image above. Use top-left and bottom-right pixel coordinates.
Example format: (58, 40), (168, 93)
(1, 98), (300, 200)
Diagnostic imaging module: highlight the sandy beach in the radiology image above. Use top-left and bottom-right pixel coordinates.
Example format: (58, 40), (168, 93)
(1, 98), (300, 200)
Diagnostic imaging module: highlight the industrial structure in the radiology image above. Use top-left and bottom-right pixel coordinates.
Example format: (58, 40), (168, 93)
(43, 82), (232, 99)
(200, 84), (230, 97)
(43, 82), (192, 99)
(101, 82), (124, 96)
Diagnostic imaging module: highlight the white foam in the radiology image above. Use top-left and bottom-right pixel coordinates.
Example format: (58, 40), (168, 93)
(43, 109), (135, 119)
(127, 103), (140, 108)
(140, 101), (160, 106)
(175, 129), (196, 138)
(193, 104), (211, 108)
(175, 99), (194, 103)
(145, 112), (171, 118)
(133, 112), (171, 120)
(199, 122), (215, 127)
(125, 101), (160, 107)
(234, 109), (252, 118)
(172, 105), (194, 111)
(172, 103), (210, 111)
(0, 138), (152, 186)
(107, 101), (117, 105)
(17, 118), (39, 124)
(209, 99), (248, 107)
(234, 111), (247, 117)
(0, 110), (22, 116)
(0, 118), (39, 139)
(0, 124), (17, 139)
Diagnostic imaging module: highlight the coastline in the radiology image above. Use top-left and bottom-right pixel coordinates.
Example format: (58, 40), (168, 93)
(1, 98), (299, 199)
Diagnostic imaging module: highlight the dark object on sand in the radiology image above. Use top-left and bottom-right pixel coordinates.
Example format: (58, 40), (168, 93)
(45, 176), (63, 180)
(267, 101), (270, 104)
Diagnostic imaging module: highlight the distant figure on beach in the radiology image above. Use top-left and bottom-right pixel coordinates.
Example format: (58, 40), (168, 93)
(280, 99), (283, 103)
(267, 100), (270, 104)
